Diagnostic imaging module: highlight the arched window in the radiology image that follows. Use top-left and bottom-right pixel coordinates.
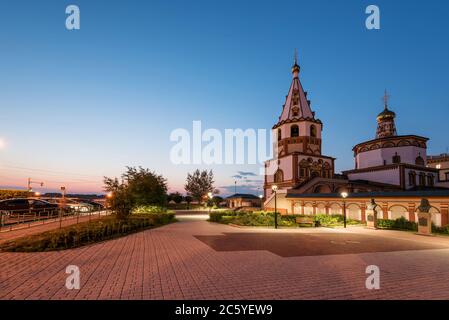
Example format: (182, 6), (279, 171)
(415, 156), (425, 166)
(409, 171), (416, 186)
(310, 125), (317, 138)
(392, 153), (401, 164)
(290, 125), (299, 137)
(274, 170), (284, 183)
(277, 128), (281, 141)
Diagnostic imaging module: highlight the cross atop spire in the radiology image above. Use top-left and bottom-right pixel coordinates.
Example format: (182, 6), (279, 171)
(383, 89), (390, 109)
(292, 49), (300, 76)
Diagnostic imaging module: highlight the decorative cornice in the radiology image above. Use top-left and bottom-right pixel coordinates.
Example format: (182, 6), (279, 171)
(343, 163), (438, 175)
(272, 117), (322, 129)
(352, 135), (429, 155)
(265, 152), (336, 163)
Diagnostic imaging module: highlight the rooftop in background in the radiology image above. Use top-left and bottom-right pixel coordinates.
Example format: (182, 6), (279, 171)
(226, 194), (261, 200)
(428, 154), (449, 161)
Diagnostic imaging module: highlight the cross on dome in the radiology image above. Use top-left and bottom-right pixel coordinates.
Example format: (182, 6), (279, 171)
(376, 89), (397, 138)
(383, 89), (390, 109)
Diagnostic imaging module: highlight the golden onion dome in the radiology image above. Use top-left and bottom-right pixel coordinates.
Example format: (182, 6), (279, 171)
(377, 107), (396, 122)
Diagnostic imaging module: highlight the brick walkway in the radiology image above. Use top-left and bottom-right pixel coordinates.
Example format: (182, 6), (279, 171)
(1, 218), (449, 300)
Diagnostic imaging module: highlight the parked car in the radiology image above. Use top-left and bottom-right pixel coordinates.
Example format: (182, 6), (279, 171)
(41, 198), (99, 212)
(60, 199), (101, 212)
(0, 198), (61, 226)
(0, 198), (58, 213)
(80, 200), (104, 210)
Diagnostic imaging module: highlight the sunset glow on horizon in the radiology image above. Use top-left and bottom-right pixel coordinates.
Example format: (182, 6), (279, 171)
(1, 0), (448, 196)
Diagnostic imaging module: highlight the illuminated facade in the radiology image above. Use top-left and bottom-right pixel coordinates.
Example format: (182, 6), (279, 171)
(263, 57), (449, 226)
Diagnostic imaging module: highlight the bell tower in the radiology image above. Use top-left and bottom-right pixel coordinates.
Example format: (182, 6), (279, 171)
(264, 52), (336, 199)
(272, 52), (323, 158)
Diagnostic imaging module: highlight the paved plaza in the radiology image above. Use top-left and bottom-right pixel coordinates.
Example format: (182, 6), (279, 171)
(1, 215), (449, 300)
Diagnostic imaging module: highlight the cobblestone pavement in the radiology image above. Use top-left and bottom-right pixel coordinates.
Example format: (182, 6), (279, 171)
(1, 218), (449, 300)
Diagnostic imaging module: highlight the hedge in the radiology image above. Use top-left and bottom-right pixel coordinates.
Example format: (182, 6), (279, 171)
(208, 211), (362, 227)
(377, 217), (418, 231)
(377, 217), (449, 235)
(432, 225), (449, 235)
(0, 213), (175, 252)
(132, 205), (172, 214)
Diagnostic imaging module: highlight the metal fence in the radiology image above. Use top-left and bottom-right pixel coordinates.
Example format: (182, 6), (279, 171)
(0, 207), (112, 233)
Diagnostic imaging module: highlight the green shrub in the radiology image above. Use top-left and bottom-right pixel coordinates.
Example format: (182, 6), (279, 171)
(132, 205), (169, 214)
(311, 214), (361, 227)
(314, 214), (342, 226)
(209, 212), (224, 222)
(432, 225), (449, 235)
(377, 219), (395, 229)
(209, 211), (363, 227)
(209, 211), (238, 223)
(0, 213), (176, 252)
(394, 216), (417, 231)
(377, 217), (417, 231)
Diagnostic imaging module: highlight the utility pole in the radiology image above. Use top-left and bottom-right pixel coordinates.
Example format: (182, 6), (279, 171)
(27, 178), (44, 196)
(27, 178), (44, 219)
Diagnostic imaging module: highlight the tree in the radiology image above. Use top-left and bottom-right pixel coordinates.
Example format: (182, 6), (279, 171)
(168, 192), (183, 204)
(104, 167), (168, 218)
(184, 169), (216, 203)
(103, 177), (133, 219)
(212, 196), (223, 207)
(122, 166), (168, 206)
(184, 195), (193, 209)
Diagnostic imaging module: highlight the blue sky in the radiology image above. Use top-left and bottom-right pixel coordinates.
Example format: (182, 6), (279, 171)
(0, 0), (448, 195)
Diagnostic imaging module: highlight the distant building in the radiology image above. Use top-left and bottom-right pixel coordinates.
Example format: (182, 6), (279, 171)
(263, 55), (449, 226)
(227, 194), (262, 209)
(427, 154), (449, 184)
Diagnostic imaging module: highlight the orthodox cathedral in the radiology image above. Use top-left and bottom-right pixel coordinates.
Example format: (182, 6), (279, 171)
(263, 55), (449, 226)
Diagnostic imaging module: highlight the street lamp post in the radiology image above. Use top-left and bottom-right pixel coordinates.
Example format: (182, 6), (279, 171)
(60, 186), (66, 228)
(272, 185), (278, 229)
(341, 191), (348, 228)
